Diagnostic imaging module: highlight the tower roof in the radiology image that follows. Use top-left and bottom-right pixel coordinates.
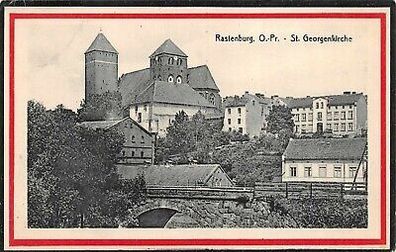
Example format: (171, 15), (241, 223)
(150, 39), (187, 58)
(85, 33), (118, 54)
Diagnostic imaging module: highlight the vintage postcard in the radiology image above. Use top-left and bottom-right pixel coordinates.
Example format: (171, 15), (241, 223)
(2, 4), (393, 250)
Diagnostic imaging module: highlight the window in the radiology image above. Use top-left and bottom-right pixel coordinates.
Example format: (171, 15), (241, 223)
(327, 112), (332, 120)
(140, 151), (144, 158)
(167, 75), (174, 83)
(131, 135), (135, 143)
(301, 113), (306, 122)
(304, 167), (312, 177)
(158, 75), (162, 81)
(316, 102), (319, 109)
(348, 122), (353, 131)
(137, 113), (142, 123)
(228, 127), (232, 132)
(295, 114), (300, 122)
(308, 113), (313, 122)
(238, 108), (242, 114)
(122, 150), (126, 156)
(349, 167), (357, 178)
(295, 125), (300, 132)
(209, 93), (216, 105)
(334, 167), (342, 178)
(228, 108), (231, 114)
(334, 123), (339, 132)
(237, 118), (241, 124)
(349, 105), (353, 109)
(228, 118), (231, 125)
(327, 123), (331, 130)
(141, 136), (145, 143)
(341, 111), (346, 120)
(341, 123), (346, 131)
(176, 75), (182, 84)
(238, 127), (243, 133)
(290, 167), (297, 177)
(135, 106), (138, 113)
(177, 58), (182, 65)
(334, 111), (339, 120)
(317, 112), (322, 121)
(168, 57), (174, 65)
(319, 167), (327, 177)
(320, 102), (324, 109)
(132, 150), (135, 157)
(144, 105), (147, 111)
(348, 111), (353, 120)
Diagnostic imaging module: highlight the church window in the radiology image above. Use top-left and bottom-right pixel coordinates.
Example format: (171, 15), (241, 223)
(141, 136), (145, 143)
(177, 58), (182, 65)
(176, 76), (182, 84)
(131, 136), (135, 143)
(168, 75), (174, 83)
(209, 93), (215, 105)
(168, 57), (174, 65)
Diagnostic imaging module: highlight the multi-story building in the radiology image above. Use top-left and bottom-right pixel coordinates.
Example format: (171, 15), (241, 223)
(282, 138), (367, 183)
(222, 91), (272, 137)
(78, 117), (155, 165)
(84, 33), (223, 137)
(277, 92), (367, 136)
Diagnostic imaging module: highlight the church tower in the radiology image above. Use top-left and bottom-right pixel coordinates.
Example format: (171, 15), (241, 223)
(85, 33), (118, 101)
(149, 39), (188, 84)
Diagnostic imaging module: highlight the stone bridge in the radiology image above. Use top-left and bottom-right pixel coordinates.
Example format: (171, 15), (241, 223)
(129, 187), (299, 228)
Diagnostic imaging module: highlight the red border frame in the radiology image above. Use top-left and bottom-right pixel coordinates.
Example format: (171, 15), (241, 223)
(7, 12), (388, 248)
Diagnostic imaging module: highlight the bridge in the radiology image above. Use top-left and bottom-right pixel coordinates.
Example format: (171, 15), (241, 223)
(128, 182), (366, 228)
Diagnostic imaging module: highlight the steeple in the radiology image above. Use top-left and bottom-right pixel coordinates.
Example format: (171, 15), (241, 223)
(85, 33), (118, 54)
(150, 39), (187, 58)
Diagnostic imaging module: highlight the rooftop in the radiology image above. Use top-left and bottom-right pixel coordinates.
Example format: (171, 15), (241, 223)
(85, 33), (118, 54)
(150, 39), (187, 58)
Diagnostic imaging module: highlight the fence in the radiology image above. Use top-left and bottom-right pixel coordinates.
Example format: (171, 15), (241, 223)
(254, 182), (367, 199)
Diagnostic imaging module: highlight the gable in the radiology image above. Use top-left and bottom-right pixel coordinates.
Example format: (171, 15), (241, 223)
(187, 65), (219, 91)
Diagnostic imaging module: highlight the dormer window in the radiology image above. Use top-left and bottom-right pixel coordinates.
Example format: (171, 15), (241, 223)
(176, 76), (182, 84)
(168, 75), (174, 82)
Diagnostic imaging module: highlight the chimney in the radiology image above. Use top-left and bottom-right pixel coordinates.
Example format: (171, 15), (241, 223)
(343, 91), (351, 95)
(352, 91), (356, 94)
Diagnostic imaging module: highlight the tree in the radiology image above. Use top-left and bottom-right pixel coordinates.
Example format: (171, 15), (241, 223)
(28, 100), (146, 228)
(267, 105), (294, 134)
(77, 91), (123, 121)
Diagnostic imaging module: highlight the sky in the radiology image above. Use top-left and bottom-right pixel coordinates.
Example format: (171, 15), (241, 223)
(15, 17), (380, 111)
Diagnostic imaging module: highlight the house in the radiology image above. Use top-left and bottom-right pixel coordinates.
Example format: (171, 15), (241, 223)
(276, 92), (367, 136)
(117, 164), (234, 187)
(222, 91), (272, 137)
(84, 33), (223, 137)
(282, 138), (367, 183)
(78, 117), (155, 165)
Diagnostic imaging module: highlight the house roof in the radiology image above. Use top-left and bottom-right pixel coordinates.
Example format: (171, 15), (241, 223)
(223, 96), (249, 108)
(117, 164), (229, 186)
(118, 68), (151, 107)
(77, 117), (152, 135)
(131, 80), (216, 108)
(77, 118), (128, 130)
(85, 33), (118, 54)
(187, 65), (219, 91)
(278, 93), (365, 109)
(283, 138), (367, 160)
(150, 39), (187, 58)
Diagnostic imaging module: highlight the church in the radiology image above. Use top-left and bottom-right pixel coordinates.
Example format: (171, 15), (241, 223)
(85, 33), (223, 136)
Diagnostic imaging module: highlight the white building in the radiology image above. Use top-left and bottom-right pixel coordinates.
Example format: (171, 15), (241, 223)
(222, 92), (272, 137)
(275, 92), (367, 136)
(282, 138), (367, 183)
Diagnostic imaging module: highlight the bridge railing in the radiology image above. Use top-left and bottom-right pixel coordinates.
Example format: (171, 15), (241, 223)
(254, 182), (367, 199)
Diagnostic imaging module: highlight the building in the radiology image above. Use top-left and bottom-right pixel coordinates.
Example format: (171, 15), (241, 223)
(84, 33), (223, 137)
(282, 138), (367, 183)
(117, 164), (233, 187)
(276, 92), (367, 136)
(78, 117), (155, 165)
(222, 91), (272, 137)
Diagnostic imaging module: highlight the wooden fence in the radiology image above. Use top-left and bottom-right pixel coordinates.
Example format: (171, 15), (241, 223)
(254, 182), (367, 199)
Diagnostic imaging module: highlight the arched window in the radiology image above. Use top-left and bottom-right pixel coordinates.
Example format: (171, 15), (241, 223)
(167, 75), (174, 83)
(177, 58), (182, 65)
(168, 57), (174, 65)
(176, 75), (182, 84)
(141, 136), (145, 143)
(131, 135), (135, 143)
(209, 93), (215, 105)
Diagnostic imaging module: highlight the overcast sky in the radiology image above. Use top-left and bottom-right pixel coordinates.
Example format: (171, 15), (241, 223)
(15, 18), (379, 111)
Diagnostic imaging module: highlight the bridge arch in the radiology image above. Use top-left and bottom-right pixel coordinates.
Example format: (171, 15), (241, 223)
(137, 208), (179, 228)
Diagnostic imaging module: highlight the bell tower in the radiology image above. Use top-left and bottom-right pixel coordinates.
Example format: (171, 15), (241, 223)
(85, 33), (118, 101)
(149, 39), (188, 84)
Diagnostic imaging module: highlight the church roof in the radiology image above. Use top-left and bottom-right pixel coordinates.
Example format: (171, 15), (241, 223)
(149, 39), (187, 58)
(85, 33), (118, 54)
(283, 138), (367, 161)
(187, 65), (219, 91)
(118, 68), (151, 107)
(132, 80), (216, 108)
(117, 164), (231, 187)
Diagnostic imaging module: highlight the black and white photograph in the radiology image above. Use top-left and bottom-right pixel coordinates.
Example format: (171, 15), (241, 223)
(3, 5), (392, 250)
